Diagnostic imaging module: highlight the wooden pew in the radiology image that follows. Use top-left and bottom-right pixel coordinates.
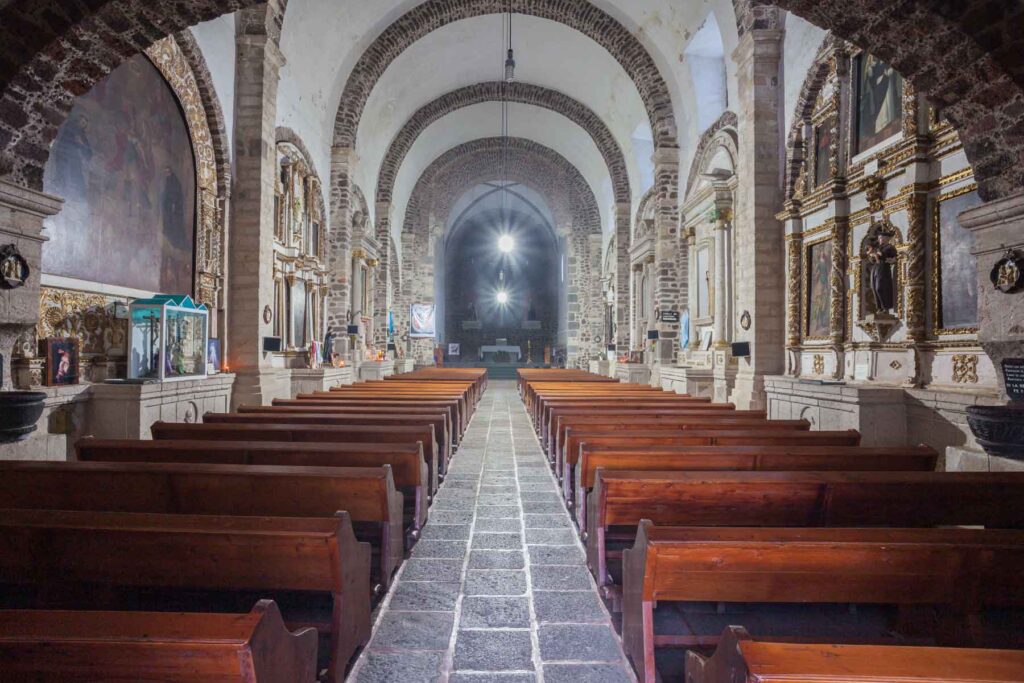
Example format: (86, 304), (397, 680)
(621, 523), (1024, 683)
(150, 421), (441, 493)
(537, 396), (719, 438)
(587, 469), (1024, 593)
(211, 410), (452, 472)
(573, 444), (938, 530)
(266, 400), (458, 444)
(300, 393), (466, 438)
(563, 429), (863, 505)
(0, 509), (372, 682)
(330, 383), (473, 419)
(686, 626), (1024, 683)
(0, 600), (319, 682)
(547, 408), (770, 459)
(0, 460), (405, 591)
(76, 438), (429, 532)
(552, 417), (809, 478)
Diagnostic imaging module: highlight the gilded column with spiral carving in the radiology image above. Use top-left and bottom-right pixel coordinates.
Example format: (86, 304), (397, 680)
(829, 220), (847, 345)
(904, 191), (927, 342)
(785, 234), (802, 348)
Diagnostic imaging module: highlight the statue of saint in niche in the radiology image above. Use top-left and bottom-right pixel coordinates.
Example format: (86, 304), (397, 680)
(866, 231), (898, 313)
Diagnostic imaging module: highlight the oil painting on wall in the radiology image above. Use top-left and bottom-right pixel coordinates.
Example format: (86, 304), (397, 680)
(937, 189), (983, 331)
(42, 53), (196, 294)
(856, 53), (903, 153)
(806, 239), (833, 338)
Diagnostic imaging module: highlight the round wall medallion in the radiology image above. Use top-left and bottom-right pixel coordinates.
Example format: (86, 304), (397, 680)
(991, 250), (1023, 293)
(262, 304), (273, 324)
(739, 310), (752, 331)
(0, 244), (30, 290)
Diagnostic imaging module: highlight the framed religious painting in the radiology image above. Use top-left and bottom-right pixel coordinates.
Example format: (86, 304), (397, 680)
(933, 185), (983, 334)
(813, 122), (833, 187)
(41, 337), (80, 386)
(805, 238), (833, 339)
(855, 53), (904, 154)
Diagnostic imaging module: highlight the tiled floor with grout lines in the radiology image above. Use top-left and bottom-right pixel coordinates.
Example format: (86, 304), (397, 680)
(348, 380), (636, 682)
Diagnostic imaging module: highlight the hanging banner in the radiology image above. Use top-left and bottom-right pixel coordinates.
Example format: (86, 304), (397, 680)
(410, 303), (436, 338)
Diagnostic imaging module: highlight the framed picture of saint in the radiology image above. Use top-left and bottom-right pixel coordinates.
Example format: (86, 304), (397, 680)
(814, 123), (833, 187)
(806, 239), (833, 338)
(855, 53), (904, 154)
(41, 337), (80, 386)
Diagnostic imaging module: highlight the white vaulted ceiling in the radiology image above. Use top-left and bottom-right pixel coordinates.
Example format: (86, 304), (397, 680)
(190, 0), (748, 238)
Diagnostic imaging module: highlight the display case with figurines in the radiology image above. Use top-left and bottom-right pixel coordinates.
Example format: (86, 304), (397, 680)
(128, 295), (208, 381)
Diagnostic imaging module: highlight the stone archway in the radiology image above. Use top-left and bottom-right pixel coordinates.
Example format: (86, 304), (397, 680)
(398, 137), (603, 367)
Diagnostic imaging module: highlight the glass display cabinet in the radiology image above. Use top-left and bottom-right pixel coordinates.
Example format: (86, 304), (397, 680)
(128, 294), (209, 381)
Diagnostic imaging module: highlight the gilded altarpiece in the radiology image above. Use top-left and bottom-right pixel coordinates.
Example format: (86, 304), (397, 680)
(273, 141), (328, 358)
(778, 39), (994, 392)
(768, 36), (998, 463)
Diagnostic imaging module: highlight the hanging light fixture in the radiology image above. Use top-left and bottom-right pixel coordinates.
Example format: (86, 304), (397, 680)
(504, 1), (515, 83)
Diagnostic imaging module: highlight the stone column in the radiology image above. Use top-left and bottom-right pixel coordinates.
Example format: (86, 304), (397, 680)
(684, 227), (697, 351)
(0, 180), (62, 390)
(652, 147), (682, 365)
(227, 2), (288, 408)
(731, 28), (785, 410)
(712, 210), (731, 348)
(614, 203), (631, 354)
(960, 191), (1024, 400)
(326, 146), (355, 335)
(373, 201), (392, 349)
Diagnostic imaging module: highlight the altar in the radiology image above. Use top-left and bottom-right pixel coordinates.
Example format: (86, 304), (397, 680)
(479, 345), (522, 362)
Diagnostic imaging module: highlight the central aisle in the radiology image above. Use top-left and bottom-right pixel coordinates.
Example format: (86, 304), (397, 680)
(350, 381), (635, 682)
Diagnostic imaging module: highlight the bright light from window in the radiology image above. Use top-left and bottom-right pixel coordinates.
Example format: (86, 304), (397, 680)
(496, 291), (509, 305)
(498, 234), (515, 253)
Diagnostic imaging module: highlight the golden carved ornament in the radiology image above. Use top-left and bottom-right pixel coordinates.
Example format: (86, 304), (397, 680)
(37, 288), (128, 357)
(952, 354), (979, 384)
(786, 238), (802, 347)
(863, 174), (886, 214)
(812, 354), (825, 375)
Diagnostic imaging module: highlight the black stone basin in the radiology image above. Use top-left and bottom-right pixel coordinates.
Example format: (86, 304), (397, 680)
(0, 391), (46, 444)
(967, 404), (1024, 461)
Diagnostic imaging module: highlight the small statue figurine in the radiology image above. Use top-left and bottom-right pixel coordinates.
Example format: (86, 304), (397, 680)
(866, 231), (898, 313)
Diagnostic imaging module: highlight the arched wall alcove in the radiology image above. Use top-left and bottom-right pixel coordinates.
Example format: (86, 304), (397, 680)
(442, 201), (561, 362)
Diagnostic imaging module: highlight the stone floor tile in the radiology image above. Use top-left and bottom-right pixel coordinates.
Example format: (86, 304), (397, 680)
(476, 505), (520, 519)
(412, 539), (469, 559)
(460, 596), (531, 628)
(543, 663), (633, 682)
(530, 565), (594, 591)
(401, 558), (464, 582)
(526, 544), (585, 566)
(524, 528), (578, 545)
(538, 624), (624, 663)
(464, 569), (527, 596)
(449, 674), (536, 683)
(523, 513), (573, 529)
(429, 510), (475, 524)
(355, 651), (445, 683)
(468, 550), (525, 570)
(453, 630), (534, 671)
(387, 581), (461, 612)
(371, 611), (455, 650)
(420, 523), (472, 540)
(533, 591), (608, 623)
(474, 517), (522, 533)
(472, 533), (522, 550)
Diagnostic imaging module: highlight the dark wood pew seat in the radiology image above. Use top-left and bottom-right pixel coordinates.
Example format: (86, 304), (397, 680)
(0, 509), (372, 682)
(75, 438), (429, 531)
(0, 459), (405, 591)
(149, 421), (441, 493)
(686, 626), (1024, 683)
(621, 523), (1024, 683)
(587, 470), (1024, 594)
(0, 600), (318, 682)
